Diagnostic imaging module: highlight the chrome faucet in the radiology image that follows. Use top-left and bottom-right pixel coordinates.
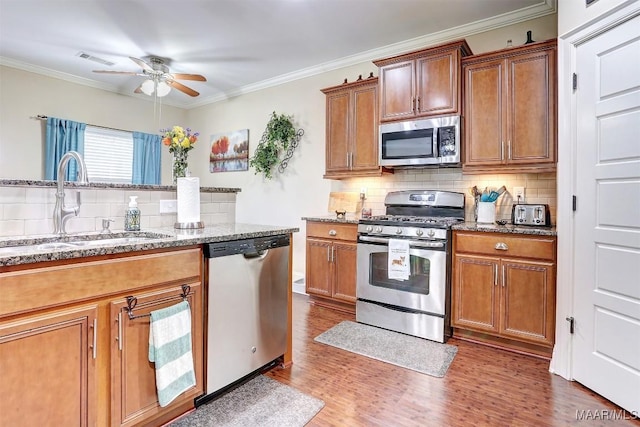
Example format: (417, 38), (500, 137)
(53, 151), (89, 235)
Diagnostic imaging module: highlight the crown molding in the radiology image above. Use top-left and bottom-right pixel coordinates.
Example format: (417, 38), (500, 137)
(1, 0), (555, 110)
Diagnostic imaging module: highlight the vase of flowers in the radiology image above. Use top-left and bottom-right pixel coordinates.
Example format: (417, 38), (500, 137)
(161, 126), (199, 184)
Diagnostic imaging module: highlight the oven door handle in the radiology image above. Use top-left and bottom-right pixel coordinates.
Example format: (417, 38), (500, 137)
(359, 235), (445, 249)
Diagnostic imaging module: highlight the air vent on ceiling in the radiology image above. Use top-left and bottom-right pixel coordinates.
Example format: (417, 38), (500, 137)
(76, 52), (115, 67)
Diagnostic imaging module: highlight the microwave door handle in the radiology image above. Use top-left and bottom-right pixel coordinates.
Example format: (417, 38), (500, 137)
(433, 128), (440, 159)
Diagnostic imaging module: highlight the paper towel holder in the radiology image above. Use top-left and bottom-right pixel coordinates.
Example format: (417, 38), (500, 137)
(174, 221), (204, 229)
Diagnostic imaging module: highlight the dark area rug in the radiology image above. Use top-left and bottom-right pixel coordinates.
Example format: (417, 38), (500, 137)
(314, 320), (457, 377)
(170, 375), (324, 427)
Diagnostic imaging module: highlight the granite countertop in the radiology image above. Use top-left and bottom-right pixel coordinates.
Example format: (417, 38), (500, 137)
(0, 223), (299, 267)
(301, 215), (360, 224)
(0, 179), (241, 193)
(452, 222), (557, 236)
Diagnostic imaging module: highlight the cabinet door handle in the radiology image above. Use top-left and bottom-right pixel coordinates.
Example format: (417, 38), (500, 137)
(91, 318), (97, 359)
(328, 229), (337, 236)
(502, 265), (506, 288)
(495, 242), (508, 251)
(501, 141), (505, 160)
(327, 246), (331, 262)
(346, 152), (350, 169)
(350, 152), (354, 169)
(412, 97), (416, 113)
(494, 264), (498, 286)
(331, 246), (335, 263)
(508, 140), (512, 160)
(417, 97), (421, 112)
(117, 312), (122, 351)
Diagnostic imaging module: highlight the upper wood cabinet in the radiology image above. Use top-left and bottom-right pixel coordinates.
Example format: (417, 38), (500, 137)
(373, 39), (472, 122)
(462, 39), (557, 173)
(322, 76), (389, 179)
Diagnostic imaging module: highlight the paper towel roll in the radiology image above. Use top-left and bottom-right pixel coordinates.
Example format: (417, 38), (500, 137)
(177, 177), (201, 224)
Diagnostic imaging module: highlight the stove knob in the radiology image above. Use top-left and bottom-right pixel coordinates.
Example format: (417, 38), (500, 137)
(427, 230), (436, 238)
(416, 229), (424, 236)
(396, 228), (403, 235)
(366, 225), (373, 232)
(375, 226), (383, 233)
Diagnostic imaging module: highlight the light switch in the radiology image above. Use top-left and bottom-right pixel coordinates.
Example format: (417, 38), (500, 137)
(159, 199), (177, 213)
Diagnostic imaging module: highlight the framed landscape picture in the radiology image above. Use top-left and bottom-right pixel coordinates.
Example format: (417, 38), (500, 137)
(209, 129), (249, 173)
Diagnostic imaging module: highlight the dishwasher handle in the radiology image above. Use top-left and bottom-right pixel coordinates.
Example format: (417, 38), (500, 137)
(243, 249), (268, 259)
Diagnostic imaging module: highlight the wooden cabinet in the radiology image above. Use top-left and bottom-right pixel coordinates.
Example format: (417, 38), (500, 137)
(305, 221), (357, 312)
(462, 39), (557, 173)
(0, 305), (98, 427)
(374, 39), (472, 122)
(110, 283), (203, 427)
(451, 231), (556, 358)
(322, 77), (389, 179)
(0, 247), (203, 427)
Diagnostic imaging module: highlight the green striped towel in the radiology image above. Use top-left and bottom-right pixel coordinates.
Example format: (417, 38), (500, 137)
(149, 300), (196, 407)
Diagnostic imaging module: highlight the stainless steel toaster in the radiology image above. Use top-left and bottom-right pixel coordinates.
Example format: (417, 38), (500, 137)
(511, 204), (551, 227)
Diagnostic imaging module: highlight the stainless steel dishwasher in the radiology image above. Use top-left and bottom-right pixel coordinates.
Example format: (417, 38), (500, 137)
(197, 234), (290, 404)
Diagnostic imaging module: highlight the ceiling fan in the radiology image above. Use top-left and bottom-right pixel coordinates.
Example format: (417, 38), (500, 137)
(93, 57), (206, 97)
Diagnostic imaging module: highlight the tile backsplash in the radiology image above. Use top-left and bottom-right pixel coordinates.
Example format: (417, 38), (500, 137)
(340, 168), (557, 224)
(0, 186), (236, 237)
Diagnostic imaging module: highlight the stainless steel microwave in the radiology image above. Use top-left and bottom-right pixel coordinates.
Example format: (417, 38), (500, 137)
(379, 115), (460, 167)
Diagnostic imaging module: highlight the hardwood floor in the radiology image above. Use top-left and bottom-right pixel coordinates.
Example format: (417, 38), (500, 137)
(266, 293), (639, 427)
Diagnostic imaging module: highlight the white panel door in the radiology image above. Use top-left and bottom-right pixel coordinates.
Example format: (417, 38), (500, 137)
(573, 12), (640, 414)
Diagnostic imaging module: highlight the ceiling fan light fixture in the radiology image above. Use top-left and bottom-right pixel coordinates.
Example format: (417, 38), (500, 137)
(156, 80), (171, 97)
(140, 79), (155, 96)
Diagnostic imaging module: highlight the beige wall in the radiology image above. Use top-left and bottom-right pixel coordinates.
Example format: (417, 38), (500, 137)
(0, 66), (186, 183)
(0, 13), (558, 279)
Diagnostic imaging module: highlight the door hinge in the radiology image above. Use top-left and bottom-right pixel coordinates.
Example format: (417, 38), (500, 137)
(572, 73), (578, 90)
(572, 195), (577, 211)
(566, 316), (575, 334)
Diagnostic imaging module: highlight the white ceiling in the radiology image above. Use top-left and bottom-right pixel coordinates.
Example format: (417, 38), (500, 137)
(0, 0), (555, 108)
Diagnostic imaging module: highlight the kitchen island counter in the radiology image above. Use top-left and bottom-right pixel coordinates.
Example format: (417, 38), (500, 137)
(0, 223), (299, 267)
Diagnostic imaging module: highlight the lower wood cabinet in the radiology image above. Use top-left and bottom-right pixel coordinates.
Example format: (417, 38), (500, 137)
(0, 305), (98, 426)
(305, 221), (357, 312)
(110, 283), (203, 427)
(451, 231), (556, 358)
(0, 247), (203, 427)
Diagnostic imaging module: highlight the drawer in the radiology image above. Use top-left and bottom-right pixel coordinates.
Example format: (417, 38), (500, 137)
(306, 221), (357, 241)
(454, 232), (556, 261)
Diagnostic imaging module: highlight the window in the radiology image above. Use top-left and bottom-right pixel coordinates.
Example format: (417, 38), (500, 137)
(84, 126), (133, 183)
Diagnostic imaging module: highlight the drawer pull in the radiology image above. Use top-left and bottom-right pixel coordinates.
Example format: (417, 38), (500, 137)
(495, 242), (508, 251)
(328, 229), (337, 236)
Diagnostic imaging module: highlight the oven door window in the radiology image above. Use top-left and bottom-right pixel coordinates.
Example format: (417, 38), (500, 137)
(381, 128), (434, 160)
(369, 252), (430, 294)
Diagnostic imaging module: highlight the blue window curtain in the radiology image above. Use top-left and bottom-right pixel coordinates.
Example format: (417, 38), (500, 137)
(132, 132), (161, 185)
(45, 117), (87, 181)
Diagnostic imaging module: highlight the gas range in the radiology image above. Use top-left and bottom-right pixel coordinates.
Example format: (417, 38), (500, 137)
(357, 190), (465, 241)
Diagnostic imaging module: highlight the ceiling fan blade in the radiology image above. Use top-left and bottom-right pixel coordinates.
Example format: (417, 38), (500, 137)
(93, 70), (143, 76)
(129, 57), (153, 72)
(171, 73), (207, 82)
(167, 80), (200, 97)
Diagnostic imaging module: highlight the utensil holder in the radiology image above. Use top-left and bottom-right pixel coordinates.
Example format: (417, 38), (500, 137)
(477, 202), (496, 224)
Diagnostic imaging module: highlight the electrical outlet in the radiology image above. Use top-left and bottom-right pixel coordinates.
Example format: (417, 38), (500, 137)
(513, 187), (525, 202)
(159, 199), (177, 213)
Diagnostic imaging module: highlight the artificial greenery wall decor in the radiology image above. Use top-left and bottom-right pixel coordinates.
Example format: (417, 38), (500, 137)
(250, 111), (304, 179)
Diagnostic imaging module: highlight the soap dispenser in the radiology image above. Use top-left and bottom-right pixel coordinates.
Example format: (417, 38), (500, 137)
(124, 196), (140, 231)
